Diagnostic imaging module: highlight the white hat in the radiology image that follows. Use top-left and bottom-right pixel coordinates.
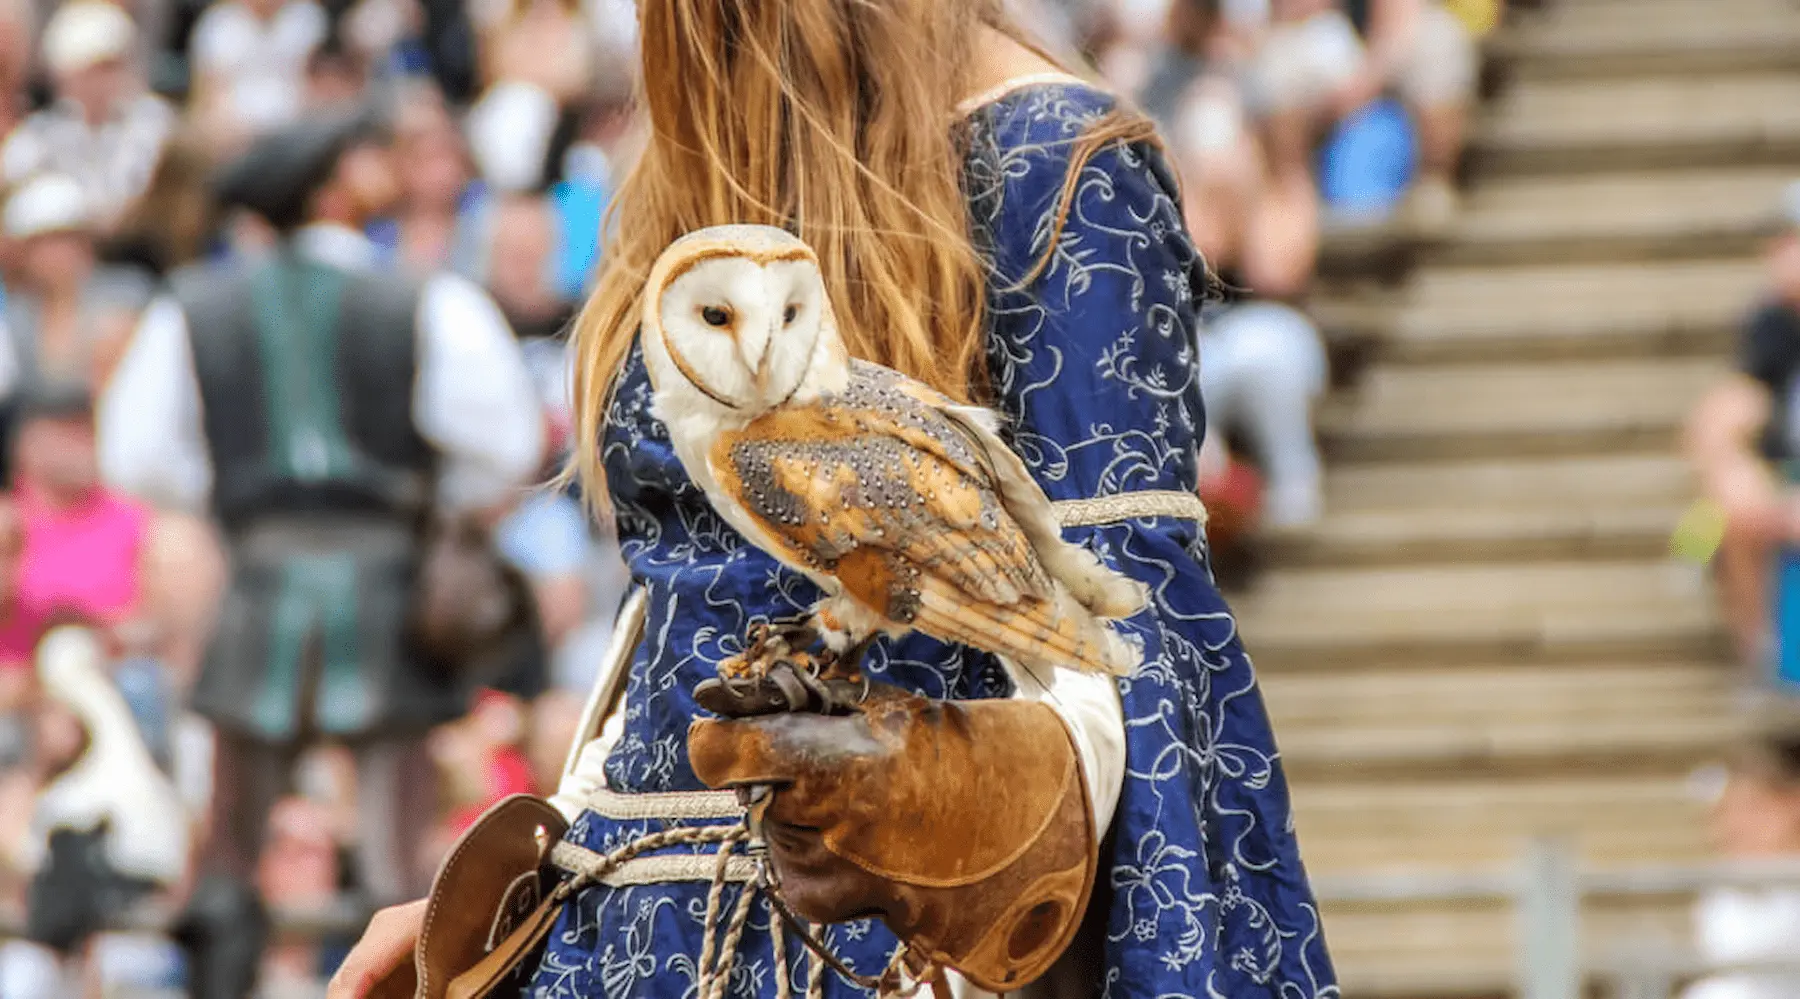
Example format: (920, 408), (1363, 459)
(42, 1), (136, 76)
(4, 174), (93, 239)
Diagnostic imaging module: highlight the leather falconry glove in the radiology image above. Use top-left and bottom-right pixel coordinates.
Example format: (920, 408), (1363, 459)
(688, 673), (1099, 994)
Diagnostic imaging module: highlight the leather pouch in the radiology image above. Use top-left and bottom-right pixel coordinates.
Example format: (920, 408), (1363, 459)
(367, 794), (569, 999)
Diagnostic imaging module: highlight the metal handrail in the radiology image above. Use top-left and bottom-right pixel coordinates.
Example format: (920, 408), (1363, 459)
(1311, 840), (1800, 999)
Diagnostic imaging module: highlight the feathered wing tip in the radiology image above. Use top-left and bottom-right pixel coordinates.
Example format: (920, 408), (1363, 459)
(934, 403), (1149, 621)
(1059, 587), (1144, 676)
(914, 575), (1143, 677)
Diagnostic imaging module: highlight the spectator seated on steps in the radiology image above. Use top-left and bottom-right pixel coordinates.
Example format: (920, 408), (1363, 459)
(1686, 183), (1800, 669)
(484, 194), (593, 653)
(7, 627), (190, 999)
(1198, 292), (1328, 532)
(188, 0), (328, 147)
(1245, 0), (1482, 275)
(428, 689), (536, 840)
(1188, 169), (1328, 537)
(256, 795), (348, 999)
(368, 83), (496, 281)
(1141, 1), (1275, 287)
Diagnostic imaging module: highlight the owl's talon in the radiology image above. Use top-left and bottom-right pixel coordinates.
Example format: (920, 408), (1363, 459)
(820, 634), (876, 681)
(765, 620), (820, 653)
(718, 652), (763, 681)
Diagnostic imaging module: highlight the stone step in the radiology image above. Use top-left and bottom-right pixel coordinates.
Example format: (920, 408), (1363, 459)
(1267, 502), (1683, 567)
(1319, 357), (1725, 462)
(1373, 258), (1761, 365)
(1265, 662), (1728, 727)
(1433, 167), (1791, 267)
(1233, 558), (1723, 669)
(1274, 687), (1735, 781)
(1292, 776), (1712, 874)
(1271, 661), (1736, 776)
(1474, 73), (1800, 176)
(1284, 715), (1734, 778)
(1517, 0), (1798, 30)
(1306, 830), (1708, 879)
(1493, 0), (1800, 80)
(1304, 818), (1711, 877)
(1322, 899), (1692, 998)
(1321, 453), (1694, 513)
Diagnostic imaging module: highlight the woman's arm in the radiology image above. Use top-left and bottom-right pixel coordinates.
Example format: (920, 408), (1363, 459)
(974, 98), (1330, 991)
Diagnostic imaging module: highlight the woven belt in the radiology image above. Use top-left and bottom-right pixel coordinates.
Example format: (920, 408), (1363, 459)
(584, 785), (743, 821)
(554, 786), (752, 886)
(552, 839), (758, 886)
(1050, 490), (1207, 528)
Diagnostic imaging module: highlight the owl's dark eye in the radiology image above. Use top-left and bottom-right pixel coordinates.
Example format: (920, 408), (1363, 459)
(700, 306), (732, 328)
(783, 303), (799, 325)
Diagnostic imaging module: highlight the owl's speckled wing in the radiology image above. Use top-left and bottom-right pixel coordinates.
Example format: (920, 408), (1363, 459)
(710, 362), (1135, 673)
(711, 362), (1053, 618)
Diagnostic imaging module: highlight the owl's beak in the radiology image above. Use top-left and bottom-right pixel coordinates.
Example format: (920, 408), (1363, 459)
(740, 323), (774, 391)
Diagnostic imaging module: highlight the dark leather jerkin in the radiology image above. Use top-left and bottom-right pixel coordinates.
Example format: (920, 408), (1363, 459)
(175, 254), (540, 744)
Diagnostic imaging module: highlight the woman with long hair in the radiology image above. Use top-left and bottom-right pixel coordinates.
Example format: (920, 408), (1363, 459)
(332, 2), (1333, 997)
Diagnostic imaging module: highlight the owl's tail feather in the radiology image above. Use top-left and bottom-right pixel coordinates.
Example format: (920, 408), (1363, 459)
(915, 577), (1140, 677)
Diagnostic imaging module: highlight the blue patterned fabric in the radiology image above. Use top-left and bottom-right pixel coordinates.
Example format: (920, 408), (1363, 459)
(523, 82), (1335, 999)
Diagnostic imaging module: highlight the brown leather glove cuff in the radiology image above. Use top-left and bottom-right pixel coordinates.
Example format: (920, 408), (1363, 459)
(689, 692), (1098, 992)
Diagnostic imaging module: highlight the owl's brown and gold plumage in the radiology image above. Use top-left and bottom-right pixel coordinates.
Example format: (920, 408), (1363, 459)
(642, 225), (1145, 676)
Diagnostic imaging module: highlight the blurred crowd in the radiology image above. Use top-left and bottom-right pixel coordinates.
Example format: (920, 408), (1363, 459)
(1084, 0), (1496, 547)
(0, 0), (630, 992)
(0, 0), (1508, 995)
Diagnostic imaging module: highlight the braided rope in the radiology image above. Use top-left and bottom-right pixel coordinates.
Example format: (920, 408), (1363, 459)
(703, 878), (759, 999)
(807, 945), (826, 999)
(694, 828), (748, 990)
(553, 817), (929, 998)
(770, 897), (792, 999)
(552, 823), (747, 887)
(877, 948), (934, 999)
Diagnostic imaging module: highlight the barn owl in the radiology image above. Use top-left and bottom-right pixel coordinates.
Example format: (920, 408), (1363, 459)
(641, 225), (1145, 677)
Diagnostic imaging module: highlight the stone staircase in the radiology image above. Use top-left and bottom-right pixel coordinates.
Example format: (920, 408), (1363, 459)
(1230, 0), (1800, 992)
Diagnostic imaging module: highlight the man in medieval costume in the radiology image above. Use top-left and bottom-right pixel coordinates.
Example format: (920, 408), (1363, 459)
(97, 105), (546, 991)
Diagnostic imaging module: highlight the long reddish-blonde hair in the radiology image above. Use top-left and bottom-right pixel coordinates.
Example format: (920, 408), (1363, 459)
(568, 0), (1153, 505)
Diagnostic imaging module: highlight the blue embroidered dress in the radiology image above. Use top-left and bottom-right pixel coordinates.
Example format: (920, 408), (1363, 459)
(524, 82), (1336, 999)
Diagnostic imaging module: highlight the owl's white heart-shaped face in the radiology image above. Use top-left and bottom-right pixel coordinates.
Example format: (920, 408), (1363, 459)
(651, 253), (829, 413)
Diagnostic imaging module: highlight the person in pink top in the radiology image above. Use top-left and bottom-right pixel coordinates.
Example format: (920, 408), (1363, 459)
(0, 383), (153, 686)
